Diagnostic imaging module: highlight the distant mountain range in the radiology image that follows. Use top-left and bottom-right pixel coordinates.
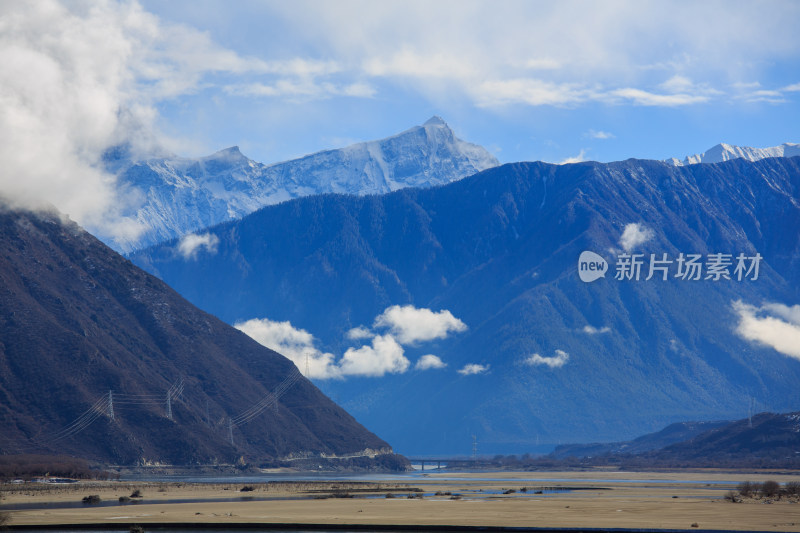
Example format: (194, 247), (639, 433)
(553, 411), (800, 468)
(666, 142), (800, 166)
(102, 117), (497, 252)
(0, 206), (405, 468)
(130, 155), (800, 455)
(465, 411), (800, 469)
(552, 420), (732, 458)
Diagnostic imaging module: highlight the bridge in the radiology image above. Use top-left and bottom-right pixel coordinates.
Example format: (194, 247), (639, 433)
(406, 457), (483, 471)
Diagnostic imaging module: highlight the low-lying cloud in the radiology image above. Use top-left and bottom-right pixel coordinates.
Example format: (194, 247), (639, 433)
(0, 1), (268, 248)
(415, 354), (447, 370)
(619, 223), (655, 252)
(373, 305), (467, 344)
(234, 318), (340, 379)
(525, 349), (570, 368)
(340, 334), (409, 377)
(237, 304), (466, 379)
(458, 363), (489, 375)
(178, 232), (220, 259)
(733, 300), (800, 361)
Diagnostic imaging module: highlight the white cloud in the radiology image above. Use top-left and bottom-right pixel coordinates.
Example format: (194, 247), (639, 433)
(474, 78), (592, 107)
(235, 305), (466, 379)
(586, 130), (615, 140)
(224, 80), (375, 100)
(0, 0), (274, 247)
(340, 334), (409, 377)
(733, 301), (800, 361)
(177, 232), (219, 259)
(525, 349), (570, 368)
(269, 1), (800, 109)
(608, 88), (710, 106)
(415, 354), (447, 370)
(373, 305), (467, 345)
(234, 318), (341, 379)
(559, 149), (587, 165)
(457, 363), (489, 376)
(619, 223), (655, 252)
(346, 326), (373, 340)
(583, 325), (611, 335)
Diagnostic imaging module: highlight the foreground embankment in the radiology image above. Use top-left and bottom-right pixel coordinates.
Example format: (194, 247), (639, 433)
(1, 470), (799, 531)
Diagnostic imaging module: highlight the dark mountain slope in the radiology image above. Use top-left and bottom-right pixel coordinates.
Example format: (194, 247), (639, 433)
(0, 206), (398, 466)
(653, 412), (800, 464)
(552, 420), (732, 458)
(131, 157), (800, 455)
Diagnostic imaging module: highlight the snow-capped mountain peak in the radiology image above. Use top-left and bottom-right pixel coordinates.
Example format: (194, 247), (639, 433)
(104, 119), (499, 253)
(667, 142), (800, 166)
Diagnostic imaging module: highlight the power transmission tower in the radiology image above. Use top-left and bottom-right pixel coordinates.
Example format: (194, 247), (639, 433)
(166, 390), (172, 421)
(305, 353), (310, 377)
(472, 434), (477, 459)
(108, 390), (114, 421)
(228, 418), (234, 446)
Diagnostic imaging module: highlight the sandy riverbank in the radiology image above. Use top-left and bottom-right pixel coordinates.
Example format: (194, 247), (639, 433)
(2, 470), (799, 531)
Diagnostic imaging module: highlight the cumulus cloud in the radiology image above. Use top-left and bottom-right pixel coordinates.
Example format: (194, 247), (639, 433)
(234, 318), (341, 379)
(177, 232), (219, 259)
(525, 349), (570, 368)
(619, 223), (655, 252)
(346, 326), (374, 340)
(733, 301), (800, 361)
(457, 363), (489, 375)
(237, 305), (468, 379)
(415, 354), (447, 370)
(583, 325), (611, 335)
(373, 305), (467, 345)
(340, 334), (409, 377)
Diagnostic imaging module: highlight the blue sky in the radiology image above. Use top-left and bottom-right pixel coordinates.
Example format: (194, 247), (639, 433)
(1, 1), (799, 234)
(141, 0), (800, 165)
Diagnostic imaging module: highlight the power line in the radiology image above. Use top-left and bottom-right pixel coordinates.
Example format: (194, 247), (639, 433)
(230, 369), (303, 427)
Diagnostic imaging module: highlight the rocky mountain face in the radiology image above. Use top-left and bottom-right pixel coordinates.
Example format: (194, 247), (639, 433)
(0, 206), (404, 467)
(666, 142), (800, 166)
(102, 117), (497, 253)
(130, 156), (800, 455)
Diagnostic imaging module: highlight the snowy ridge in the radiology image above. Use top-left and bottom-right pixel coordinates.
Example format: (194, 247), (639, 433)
(106, 117), (498, 253)
(667, 142), (800, 166)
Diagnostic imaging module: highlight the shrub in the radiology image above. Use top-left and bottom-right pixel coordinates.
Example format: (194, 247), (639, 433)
(724, 490), (739, 503)
(82, 495), (101, 504)
(737, 481), (754, 497)
(785, 481), (800, 496)
(130, 489), (142, 498)
(761, 480), (780, 498)
(240, 486), (254, 492)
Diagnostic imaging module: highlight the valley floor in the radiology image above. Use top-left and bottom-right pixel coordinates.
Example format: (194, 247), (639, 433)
(2, 470), (800, 531)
